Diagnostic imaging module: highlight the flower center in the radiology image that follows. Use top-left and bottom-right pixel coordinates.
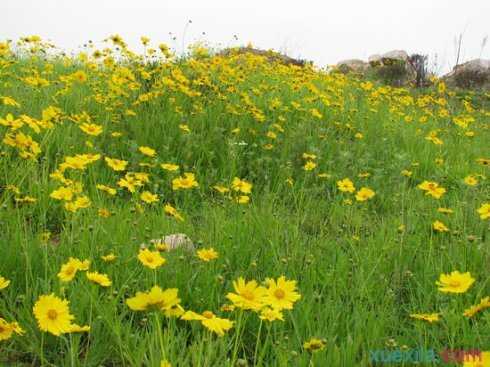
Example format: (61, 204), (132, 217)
(47, 309), (58, 320)
(242, 290), (255, 301)
(202, 311), (213, 319)
(274, 289), (286, 299)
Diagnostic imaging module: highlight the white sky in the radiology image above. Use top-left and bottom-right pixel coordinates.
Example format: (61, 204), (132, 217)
(2, 0), (489, 73)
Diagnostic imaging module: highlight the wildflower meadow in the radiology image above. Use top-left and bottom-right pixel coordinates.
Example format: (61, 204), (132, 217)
(0, 35), (489, 366)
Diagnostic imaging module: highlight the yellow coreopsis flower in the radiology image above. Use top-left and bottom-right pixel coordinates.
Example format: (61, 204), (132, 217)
(50, 186), (74, 201)
(303, 338), (326, 353)
(161, 163), (179, 171)
(477, 203), (490, 220)
(0, 276), (10, 290)
(139, 146), (156, 157)
(172, 173), (199, 190)
(105, 157), (128, 171)
(0, 318), (24, 341)
(196, 248), (219, 262)
(432, 220), (449, 232)
(464, 175), (478, 186)
(436, 271), (475, 294)
(181, 311), (233, 336)
(463, 352), (490, 367)
(33, 294), (75, 336)
(101, 253), (117, 262)
(337, 178), (355, 193)
(86, 271), (112, 287)
(226, 277), (267, 311)
(463, 297), (490, 318)
(303, 161), (316, 171)
(164, 203), (184, 221)
(263, 276), (301, 310)
(409, 313), (440, 323)
(417, 181), (446, 199)
(355, 187), (375, 202)
(126, 286), (182, 316)
(140, 191), (159, 204)
(79, 123), (103, 136)
(259, 307), (284, 322)
(231, 177), (252, 194)
(138, 248), (166, 269)
(57, 257), (90, 282)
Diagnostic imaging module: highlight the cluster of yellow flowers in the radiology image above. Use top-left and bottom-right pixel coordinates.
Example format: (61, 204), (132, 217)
(410, 271), (490, 323)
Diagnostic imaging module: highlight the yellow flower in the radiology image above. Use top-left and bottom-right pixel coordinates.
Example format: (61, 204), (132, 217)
(432, 220), (449, 232)
(337, 178), (355, 193)
(33, 294), (75, 336)
(139, 146), (156, 157)
(236, 195), (250, 204)
(437, 207), (453, 214)
(67, 324), (91, 333)
(86, 271), (112, 287)
(409, 313), (440, 323)
(355, 187), (375, 202)
(477, 203), (490, 220)
(96, 184), (117, 195)
(303, 338), (326, 353)
(1, 96), (20, 107)
(463, 351), (490, 367)
(181, 311), (233, 336)
(263, 276), (301, 310)
(172, 173), (199, 190)
(160, 360), (172, 367)
(98, 208), (111, 217)
(259, 307), (284, 322)
(101, 253), (117, 262)
(463, 297), (490, 318)
(179, 124), (191, 133)
(417, 181), (446, 199)
(138, 248), (166, 269)
(50, 186), (74, 201)
(164, 203), (184, 221)
(161, 163), (179, 171)
(302, 153), (317, 160)
(126, 286), (181, 316)
(140, 191), (159, 204)
(79, 123), (103, 136)
(231, 177), (252, 194)
(226, 277), (267, 311)
(436, 271), (475, 294)
(57, 257), (90, 282)
(0, 276), (10, 290)
(401, 169), (413, 177)
(105, 157), (128, 171)
(213, 185), (230, 194)
(197, 248), (219, 262)
(464, 175), (478, 186)
(303, 161), (316, 171)
(64, 195), (91, 212)
(0, 318), (24, 341)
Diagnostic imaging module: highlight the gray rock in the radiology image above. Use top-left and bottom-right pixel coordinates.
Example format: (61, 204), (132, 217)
(150, 233), (195, 251)
(336, 59), (369, 73)
(443, 59), (490, 90)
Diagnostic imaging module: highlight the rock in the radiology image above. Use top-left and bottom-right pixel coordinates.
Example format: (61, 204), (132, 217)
(443, 59), (490, 90)
(150, 233), (195, 251)
(368, 50), (416, 86)
(381, 50), (409, 64)
(368, 54), (382, 66)
(336, 59), (369, 74)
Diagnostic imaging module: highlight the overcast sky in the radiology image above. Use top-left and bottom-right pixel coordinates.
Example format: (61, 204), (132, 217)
(2, 0), (489, 73)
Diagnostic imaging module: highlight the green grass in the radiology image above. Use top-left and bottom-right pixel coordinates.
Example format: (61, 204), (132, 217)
(0, 40), (489, 366)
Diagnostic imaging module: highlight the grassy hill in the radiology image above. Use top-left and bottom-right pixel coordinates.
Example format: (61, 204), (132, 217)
(0, 37), (489, 366)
